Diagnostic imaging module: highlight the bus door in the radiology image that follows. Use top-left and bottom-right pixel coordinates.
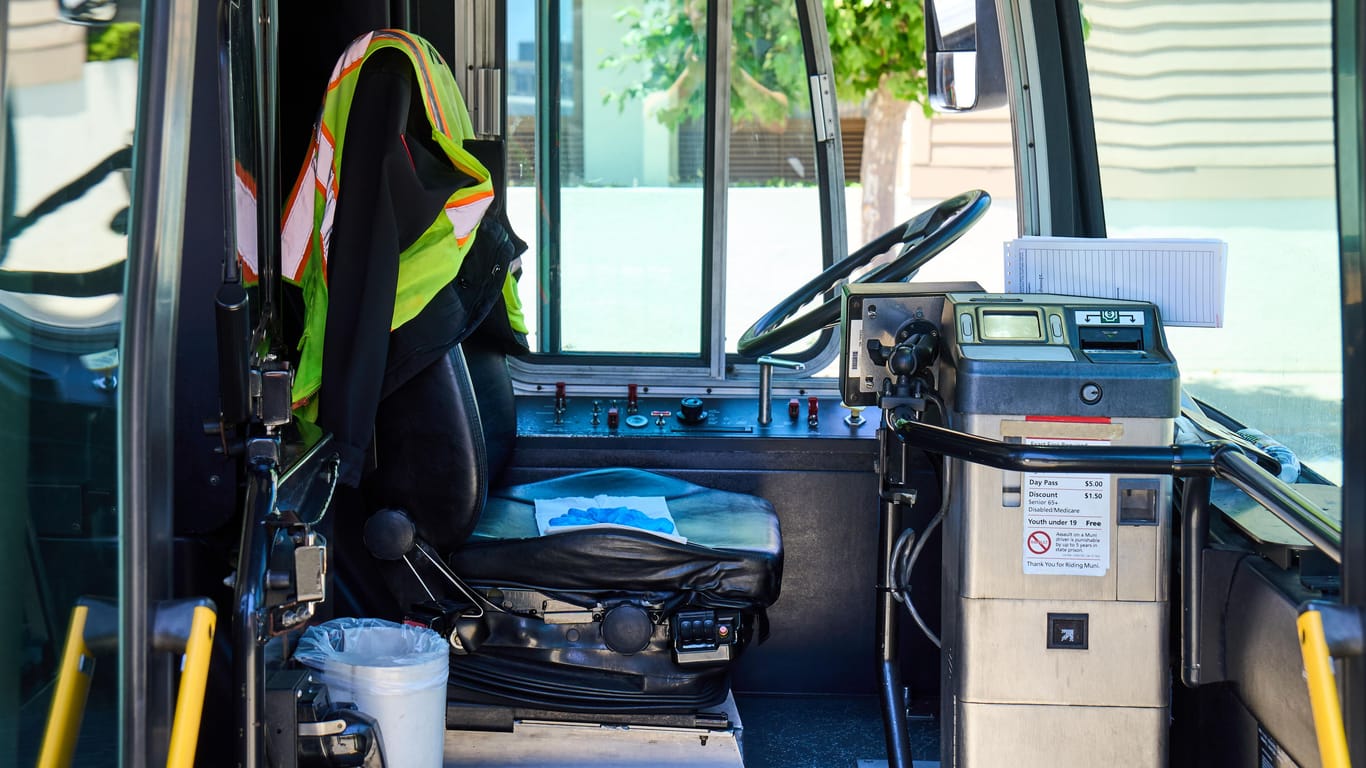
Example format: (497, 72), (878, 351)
(1, 0), (203, 765)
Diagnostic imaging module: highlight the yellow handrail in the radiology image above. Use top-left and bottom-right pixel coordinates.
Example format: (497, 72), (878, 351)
(34, 597), (217, 768)
(1298, 607), (1351, 768)
(166, 603), (217, 768)
(35, 604), (95, 768)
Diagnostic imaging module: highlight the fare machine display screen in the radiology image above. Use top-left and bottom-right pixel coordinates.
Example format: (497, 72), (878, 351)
(978, 310), (1043, 340)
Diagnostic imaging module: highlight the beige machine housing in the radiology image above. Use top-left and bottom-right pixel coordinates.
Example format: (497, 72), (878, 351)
(935, 293), (1180, 767)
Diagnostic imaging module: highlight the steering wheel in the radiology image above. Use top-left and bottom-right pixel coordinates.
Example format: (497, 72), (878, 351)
(736, 189), (991, 358)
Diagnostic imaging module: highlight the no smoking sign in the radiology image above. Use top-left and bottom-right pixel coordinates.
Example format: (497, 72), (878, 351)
(1027, 530), (1052, 555)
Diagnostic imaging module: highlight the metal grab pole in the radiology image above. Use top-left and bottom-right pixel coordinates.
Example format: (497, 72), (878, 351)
(1180, 475), (1212, 687)
(234, 459), (277, 768)
(895, 419), (1341, 563)
(876, 426), (914, 767)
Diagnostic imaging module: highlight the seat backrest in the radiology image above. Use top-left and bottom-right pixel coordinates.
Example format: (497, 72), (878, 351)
(462, 335), (519, 484)
(366, 346), (488, 553)
(365, 336), (517, 553)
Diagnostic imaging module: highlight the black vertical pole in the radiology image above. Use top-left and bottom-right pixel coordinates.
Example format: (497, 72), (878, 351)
(536, 0), (561, 352)
(877, 427), (915, 767)
(1179, 476), (1212, 687)
(234, 460), (276, 768)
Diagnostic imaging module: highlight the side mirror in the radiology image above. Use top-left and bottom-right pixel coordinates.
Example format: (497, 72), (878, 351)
(56, 0), (139, 26)
(925, 0), (1008, 112)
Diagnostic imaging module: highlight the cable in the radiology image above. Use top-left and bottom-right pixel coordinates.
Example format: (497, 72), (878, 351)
(888, 527), (916, 605)
(923, 390), (950, 430)
(905, 510), (942, 648)
(886, 454), (950, 648)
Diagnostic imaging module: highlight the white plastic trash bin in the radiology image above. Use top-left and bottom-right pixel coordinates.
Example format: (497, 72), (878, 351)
(294, 618), (448, 767)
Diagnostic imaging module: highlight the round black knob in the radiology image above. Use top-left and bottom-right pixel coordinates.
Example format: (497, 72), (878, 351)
(678, 396), (707, 425)
(363, 508), (416, 560)
(601, 605), (653, 655)
(887, 344), (917, 375)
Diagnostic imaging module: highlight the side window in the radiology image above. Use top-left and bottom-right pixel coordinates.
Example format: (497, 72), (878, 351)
(1, 4), (140, 764)
(508, 0), (707, 356)
(1082, 0), (1341, 482)
(506, 0), (839, 365)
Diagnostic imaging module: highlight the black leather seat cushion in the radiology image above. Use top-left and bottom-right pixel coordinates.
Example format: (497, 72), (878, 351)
(454, 468), (782, 608)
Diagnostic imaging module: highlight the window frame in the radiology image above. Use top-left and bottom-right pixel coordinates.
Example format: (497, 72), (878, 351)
(468, 0), (850, 390)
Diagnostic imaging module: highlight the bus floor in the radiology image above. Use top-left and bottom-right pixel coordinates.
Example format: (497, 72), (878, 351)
(440, 693), (940, 767)
(735, 693), (940, 768)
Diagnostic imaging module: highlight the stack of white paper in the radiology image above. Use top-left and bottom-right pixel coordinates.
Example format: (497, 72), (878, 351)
(1004, 236), (1228, 327)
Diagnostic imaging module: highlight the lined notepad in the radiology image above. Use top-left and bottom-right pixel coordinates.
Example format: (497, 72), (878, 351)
(1004, 237), (1228, 327)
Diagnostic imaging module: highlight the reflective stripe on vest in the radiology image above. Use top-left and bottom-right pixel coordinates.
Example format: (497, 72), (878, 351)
(234, 162), (259, 283)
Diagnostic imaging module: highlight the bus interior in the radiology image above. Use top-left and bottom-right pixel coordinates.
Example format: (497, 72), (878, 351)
(1, 0), (1363, 766)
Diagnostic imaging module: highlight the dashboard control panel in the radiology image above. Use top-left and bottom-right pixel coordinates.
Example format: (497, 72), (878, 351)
(517, 387), (876, 440)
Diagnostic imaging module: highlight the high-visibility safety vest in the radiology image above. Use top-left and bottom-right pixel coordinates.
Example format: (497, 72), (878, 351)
(264, 29), (525, 413)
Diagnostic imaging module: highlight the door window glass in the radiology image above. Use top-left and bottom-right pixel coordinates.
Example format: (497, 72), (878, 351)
(1082, 0), (1341, 481)
(1, 4), (140, 763)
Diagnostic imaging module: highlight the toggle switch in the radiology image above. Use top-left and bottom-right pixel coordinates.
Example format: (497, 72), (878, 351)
(807, 396), (819, 428)
(627, 383), (639, 414)
(607, 407), (620, 430)
(651, 410), (672, 427)
(788, 398), (800, 422)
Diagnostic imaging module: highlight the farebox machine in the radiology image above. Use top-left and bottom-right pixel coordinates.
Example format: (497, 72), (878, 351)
(842, 287), (1180, 767)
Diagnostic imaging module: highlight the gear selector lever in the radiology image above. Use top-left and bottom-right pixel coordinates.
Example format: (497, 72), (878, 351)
(757, 356), (805, 425)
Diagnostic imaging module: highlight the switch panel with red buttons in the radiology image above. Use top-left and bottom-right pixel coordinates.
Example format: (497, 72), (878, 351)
(672, 609), (741, 666)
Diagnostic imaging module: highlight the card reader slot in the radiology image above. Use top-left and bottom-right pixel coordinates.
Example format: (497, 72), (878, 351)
(1079, 326), (1145, 351)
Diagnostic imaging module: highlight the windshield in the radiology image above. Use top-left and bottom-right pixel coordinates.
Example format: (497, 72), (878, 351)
(1080, 0), (1342, 483)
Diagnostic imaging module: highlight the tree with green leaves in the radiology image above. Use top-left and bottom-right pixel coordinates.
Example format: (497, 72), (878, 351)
(88, 22), (140, 62)
(603, 0), (930, 242)
(602, 0), (807, 132)
(826, 0), (926, 241)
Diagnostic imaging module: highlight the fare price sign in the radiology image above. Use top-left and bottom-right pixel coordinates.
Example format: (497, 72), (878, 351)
(1021, 437), (1111, 576)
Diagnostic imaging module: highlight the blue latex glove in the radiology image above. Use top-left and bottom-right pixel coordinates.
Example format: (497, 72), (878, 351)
(548, 506), (676, 534)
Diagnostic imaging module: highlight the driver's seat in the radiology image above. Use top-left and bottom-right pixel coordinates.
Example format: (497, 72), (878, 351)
(361, 334), (783, 712)
(291, 27), (782, 711)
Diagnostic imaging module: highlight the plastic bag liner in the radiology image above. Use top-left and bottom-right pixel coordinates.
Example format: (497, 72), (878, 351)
(295, 618), (448, 767)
